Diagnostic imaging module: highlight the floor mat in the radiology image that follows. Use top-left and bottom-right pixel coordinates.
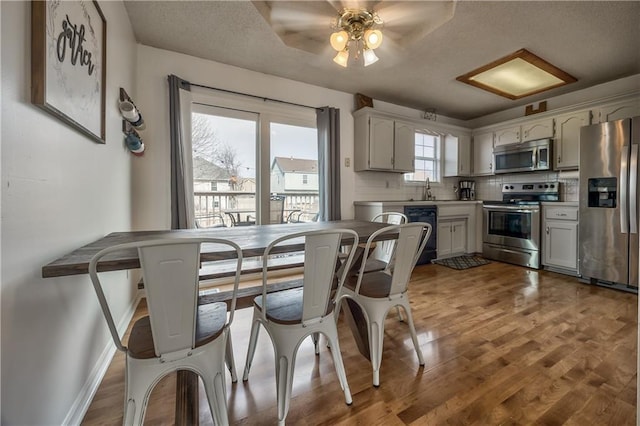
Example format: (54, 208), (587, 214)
(432, 255), (491, 270)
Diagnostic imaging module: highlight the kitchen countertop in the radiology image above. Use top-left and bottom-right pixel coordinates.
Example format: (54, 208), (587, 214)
(354, 200), (482, 206)
(541, 201), (579, 207)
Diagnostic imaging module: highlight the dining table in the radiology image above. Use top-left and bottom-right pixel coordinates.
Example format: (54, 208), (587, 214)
(42, 219), (393, 425)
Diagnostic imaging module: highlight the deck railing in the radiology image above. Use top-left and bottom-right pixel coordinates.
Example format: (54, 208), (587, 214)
(194, 191), (319, 227)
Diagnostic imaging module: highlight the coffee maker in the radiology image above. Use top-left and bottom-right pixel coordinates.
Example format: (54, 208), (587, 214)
(458, 180), (476, 200)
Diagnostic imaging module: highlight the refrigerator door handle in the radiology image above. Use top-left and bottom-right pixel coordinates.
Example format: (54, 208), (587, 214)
(620, 145), (629, 234)
(630, 144), (638, 234)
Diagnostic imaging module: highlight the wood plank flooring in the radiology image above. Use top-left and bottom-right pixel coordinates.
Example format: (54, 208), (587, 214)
(82, 261), (638, 425)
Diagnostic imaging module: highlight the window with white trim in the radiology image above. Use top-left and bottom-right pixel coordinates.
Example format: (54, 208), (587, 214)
(404, 130), (441, 183)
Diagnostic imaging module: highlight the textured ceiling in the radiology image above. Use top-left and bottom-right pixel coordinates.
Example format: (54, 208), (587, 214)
(123, 1), (640, 120)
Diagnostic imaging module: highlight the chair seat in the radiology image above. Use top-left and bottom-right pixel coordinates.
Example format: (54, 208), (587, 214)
(253, 284), (334, 325)
(128, 302), (228, 359)
(362, 258), (388, 274)
(345, 271), (393, 298)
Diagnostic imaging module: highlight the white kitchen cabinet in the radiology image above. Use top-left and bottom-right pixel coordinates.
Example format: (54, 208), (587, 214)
(393, 120), (416, 172)
(542, 205), (579, 275)
(553, 110), (591, 170)
(354, 109), (415, 172)
(443, 133), (472, 177)
(368, 116), (394, 170)
(494, 118), (554, 147)
(596, 97), (640, 123)
(472, 131), (494, 175)
(521, 117), (554, 142)
(438, 219), (467, 258)
(494, 125), (520, 146)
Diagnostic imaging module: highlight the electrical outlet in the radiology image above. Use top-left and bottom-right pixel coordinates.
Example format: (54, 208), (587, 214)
(385, 180), (390, 188)
(344, 157), (350, 167)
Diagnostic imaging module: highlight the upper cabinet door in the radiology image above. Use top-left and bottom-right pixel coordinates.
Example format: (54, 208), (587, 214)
(473, 131), (494, 175)
(494, 125), (520, 146)
(522, 118), (554, 142)
(443, 133), (471, 177)
(596, 98), (640, 123)
(369, 116), (395, 170)
(554, 110), (591, 170)
(393, 121), (415, 172)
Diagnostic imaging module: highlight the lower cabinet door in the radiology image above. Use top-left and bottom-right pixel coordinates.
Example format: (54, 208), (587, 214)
(543, 220), (578, 270)
(437, 219), (467, 258)
(451, 220), (467, 255)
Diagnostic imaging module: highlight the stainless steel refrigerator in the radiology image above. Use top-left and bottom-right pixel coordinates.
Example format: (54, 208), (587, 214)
(579, 116), (639, 290)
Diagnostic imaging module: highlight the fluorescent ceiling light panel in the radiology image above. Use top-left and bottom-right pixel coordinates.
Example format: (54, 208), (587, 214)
(456, 49), (577, 100)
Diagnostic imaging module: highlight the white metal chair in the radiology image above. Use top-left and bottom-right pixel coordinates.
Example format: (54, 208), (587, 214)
(242, 229), (359, 426)
(270, 195), (286, 224)
(337, 222), (432, 387)
(89, 238), (243, 425)
(363, 212), (408, 274)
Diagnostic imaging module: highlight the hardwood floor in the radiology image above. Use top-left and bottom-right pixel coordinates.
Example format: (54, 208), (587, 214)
(82, 261), (638, 425)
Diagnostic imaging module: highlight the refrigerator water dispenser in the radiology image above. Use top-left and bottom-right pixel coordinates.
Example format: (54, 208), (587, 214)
(587, 177), (617, 208)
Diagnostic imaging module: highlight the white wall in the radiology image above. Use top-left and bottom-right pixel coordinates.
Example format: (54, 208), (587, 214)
(1, 2), (138, 424)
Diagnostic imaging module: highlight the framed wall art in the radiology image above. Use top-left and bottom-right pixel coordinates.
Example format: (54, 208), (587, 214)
(31, 0), (107, 144)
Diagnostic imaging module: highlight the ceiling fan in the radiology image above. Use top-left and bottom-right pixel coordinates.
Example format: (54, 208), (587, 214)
(252, 1), (456, 66)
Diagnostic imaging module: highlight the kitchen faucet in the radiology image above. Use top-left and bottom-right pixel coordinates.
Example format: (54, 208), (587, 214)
(423, 177), (432, 201)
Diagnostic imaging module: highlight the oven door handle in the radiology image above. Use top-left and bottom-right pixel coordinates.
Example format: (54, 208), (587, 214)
(489, 246), (534, 256)
(483, 205), (539, 213)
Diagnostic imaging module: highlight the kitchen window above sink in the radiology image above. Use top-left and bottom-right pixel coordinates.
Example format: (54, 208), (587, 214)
(404, 130), (441, 183)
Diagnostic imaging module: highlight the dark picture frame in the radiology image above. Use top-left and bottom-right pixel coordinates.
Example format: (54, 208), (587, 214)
(31, 0), (107, 144)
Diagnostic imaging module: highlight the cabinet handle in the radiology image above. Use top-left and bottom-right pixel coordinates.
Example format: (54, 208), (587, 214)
(546, 226), (550, 235)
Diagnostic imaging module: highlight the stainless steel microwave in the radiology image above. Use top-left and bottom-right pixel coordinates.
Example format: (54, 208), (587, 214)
(493, 138), (552, 174)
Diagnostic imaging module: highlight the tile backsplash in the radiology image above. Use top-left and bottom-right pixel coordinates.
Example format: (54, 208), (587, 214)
(353, 171), (579, 202)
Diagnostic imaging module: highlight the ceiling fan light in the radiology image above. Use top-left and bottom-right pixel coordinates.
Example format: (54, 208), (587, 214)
(333, 50), (349, 67)
(363, 48), (379, 66)
(364, 29), (383, 49)
(330, 30), (349, 51)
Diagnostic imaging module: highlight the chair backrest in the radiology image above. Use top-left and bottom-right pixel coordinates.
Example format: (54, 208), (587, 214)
(89, 238), (243, 356)
(370, 212), (408, 265)
(261, 229), (359, 324)
(270, 196), (285, 224)
(354, 222), (432, 296)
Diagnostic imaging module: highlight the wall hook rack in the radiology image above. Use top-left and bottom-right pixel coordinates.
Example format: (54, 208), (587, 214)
(119, 88), (145, 155)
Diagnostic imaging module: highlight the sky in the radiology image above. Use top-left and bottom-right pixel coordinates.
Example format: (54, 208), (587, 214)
(195, 113), (318, 179)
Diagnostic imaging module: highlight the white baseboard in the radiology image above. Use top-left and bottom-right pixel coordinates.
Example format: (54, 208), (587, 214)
(62, 291), (143, 425)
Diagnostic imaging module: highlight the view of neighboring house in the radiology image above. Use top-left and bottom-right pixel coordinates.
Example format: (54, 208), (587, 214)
(193, 156), (233, 192)
(193, 156), (256, 216)
(270, 157), (320, 220)
(270, 157), (319, 193)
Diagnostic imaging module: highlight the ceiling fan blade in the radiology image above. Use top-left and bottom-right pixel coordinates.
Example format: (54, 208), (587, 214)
(375, 1), (456, 47)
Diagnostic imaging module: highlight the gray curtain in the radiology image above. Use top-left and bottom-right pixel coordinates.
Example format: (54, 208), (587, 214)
(168, 75), (195, 229)
(317, 107), (341, 221)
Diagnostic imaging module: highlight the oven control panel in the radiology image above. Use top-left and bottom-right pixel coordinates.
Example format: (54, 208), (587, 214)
(502, 182), (559, 194)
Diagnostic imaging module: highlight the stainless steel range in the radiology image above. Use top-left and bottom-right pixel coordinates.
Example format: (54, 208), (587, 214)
(483, 182), (560, 269)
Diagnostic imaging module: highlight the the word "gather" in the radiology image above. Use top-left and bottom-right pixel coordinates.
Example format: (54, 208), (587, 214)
(56, 14), (96, 76)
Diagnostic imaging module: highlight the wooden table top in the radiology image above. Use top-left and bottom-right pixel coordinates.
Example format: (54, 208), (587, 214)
(41, 220), (389, 278)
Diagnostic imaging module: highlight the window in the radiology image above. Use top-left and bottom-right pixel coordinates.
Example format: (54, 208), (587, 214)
(190, 93), (320, 225)
(302, 174), (308, 184)
(405, 130), (441, 183)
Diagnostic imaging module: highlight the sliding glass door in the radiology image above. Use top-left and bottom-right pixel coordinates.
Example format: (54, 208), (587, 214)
(191, 103), (319, 227)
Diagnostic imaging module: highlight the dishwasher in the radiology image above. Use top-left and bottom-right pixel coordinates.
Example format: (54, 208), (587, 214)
(404, 206), (437, 265)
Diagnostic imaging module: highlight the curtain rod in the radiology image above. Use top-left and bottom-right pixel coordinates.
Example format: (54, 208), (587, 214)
(189, 82), (320, 111)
